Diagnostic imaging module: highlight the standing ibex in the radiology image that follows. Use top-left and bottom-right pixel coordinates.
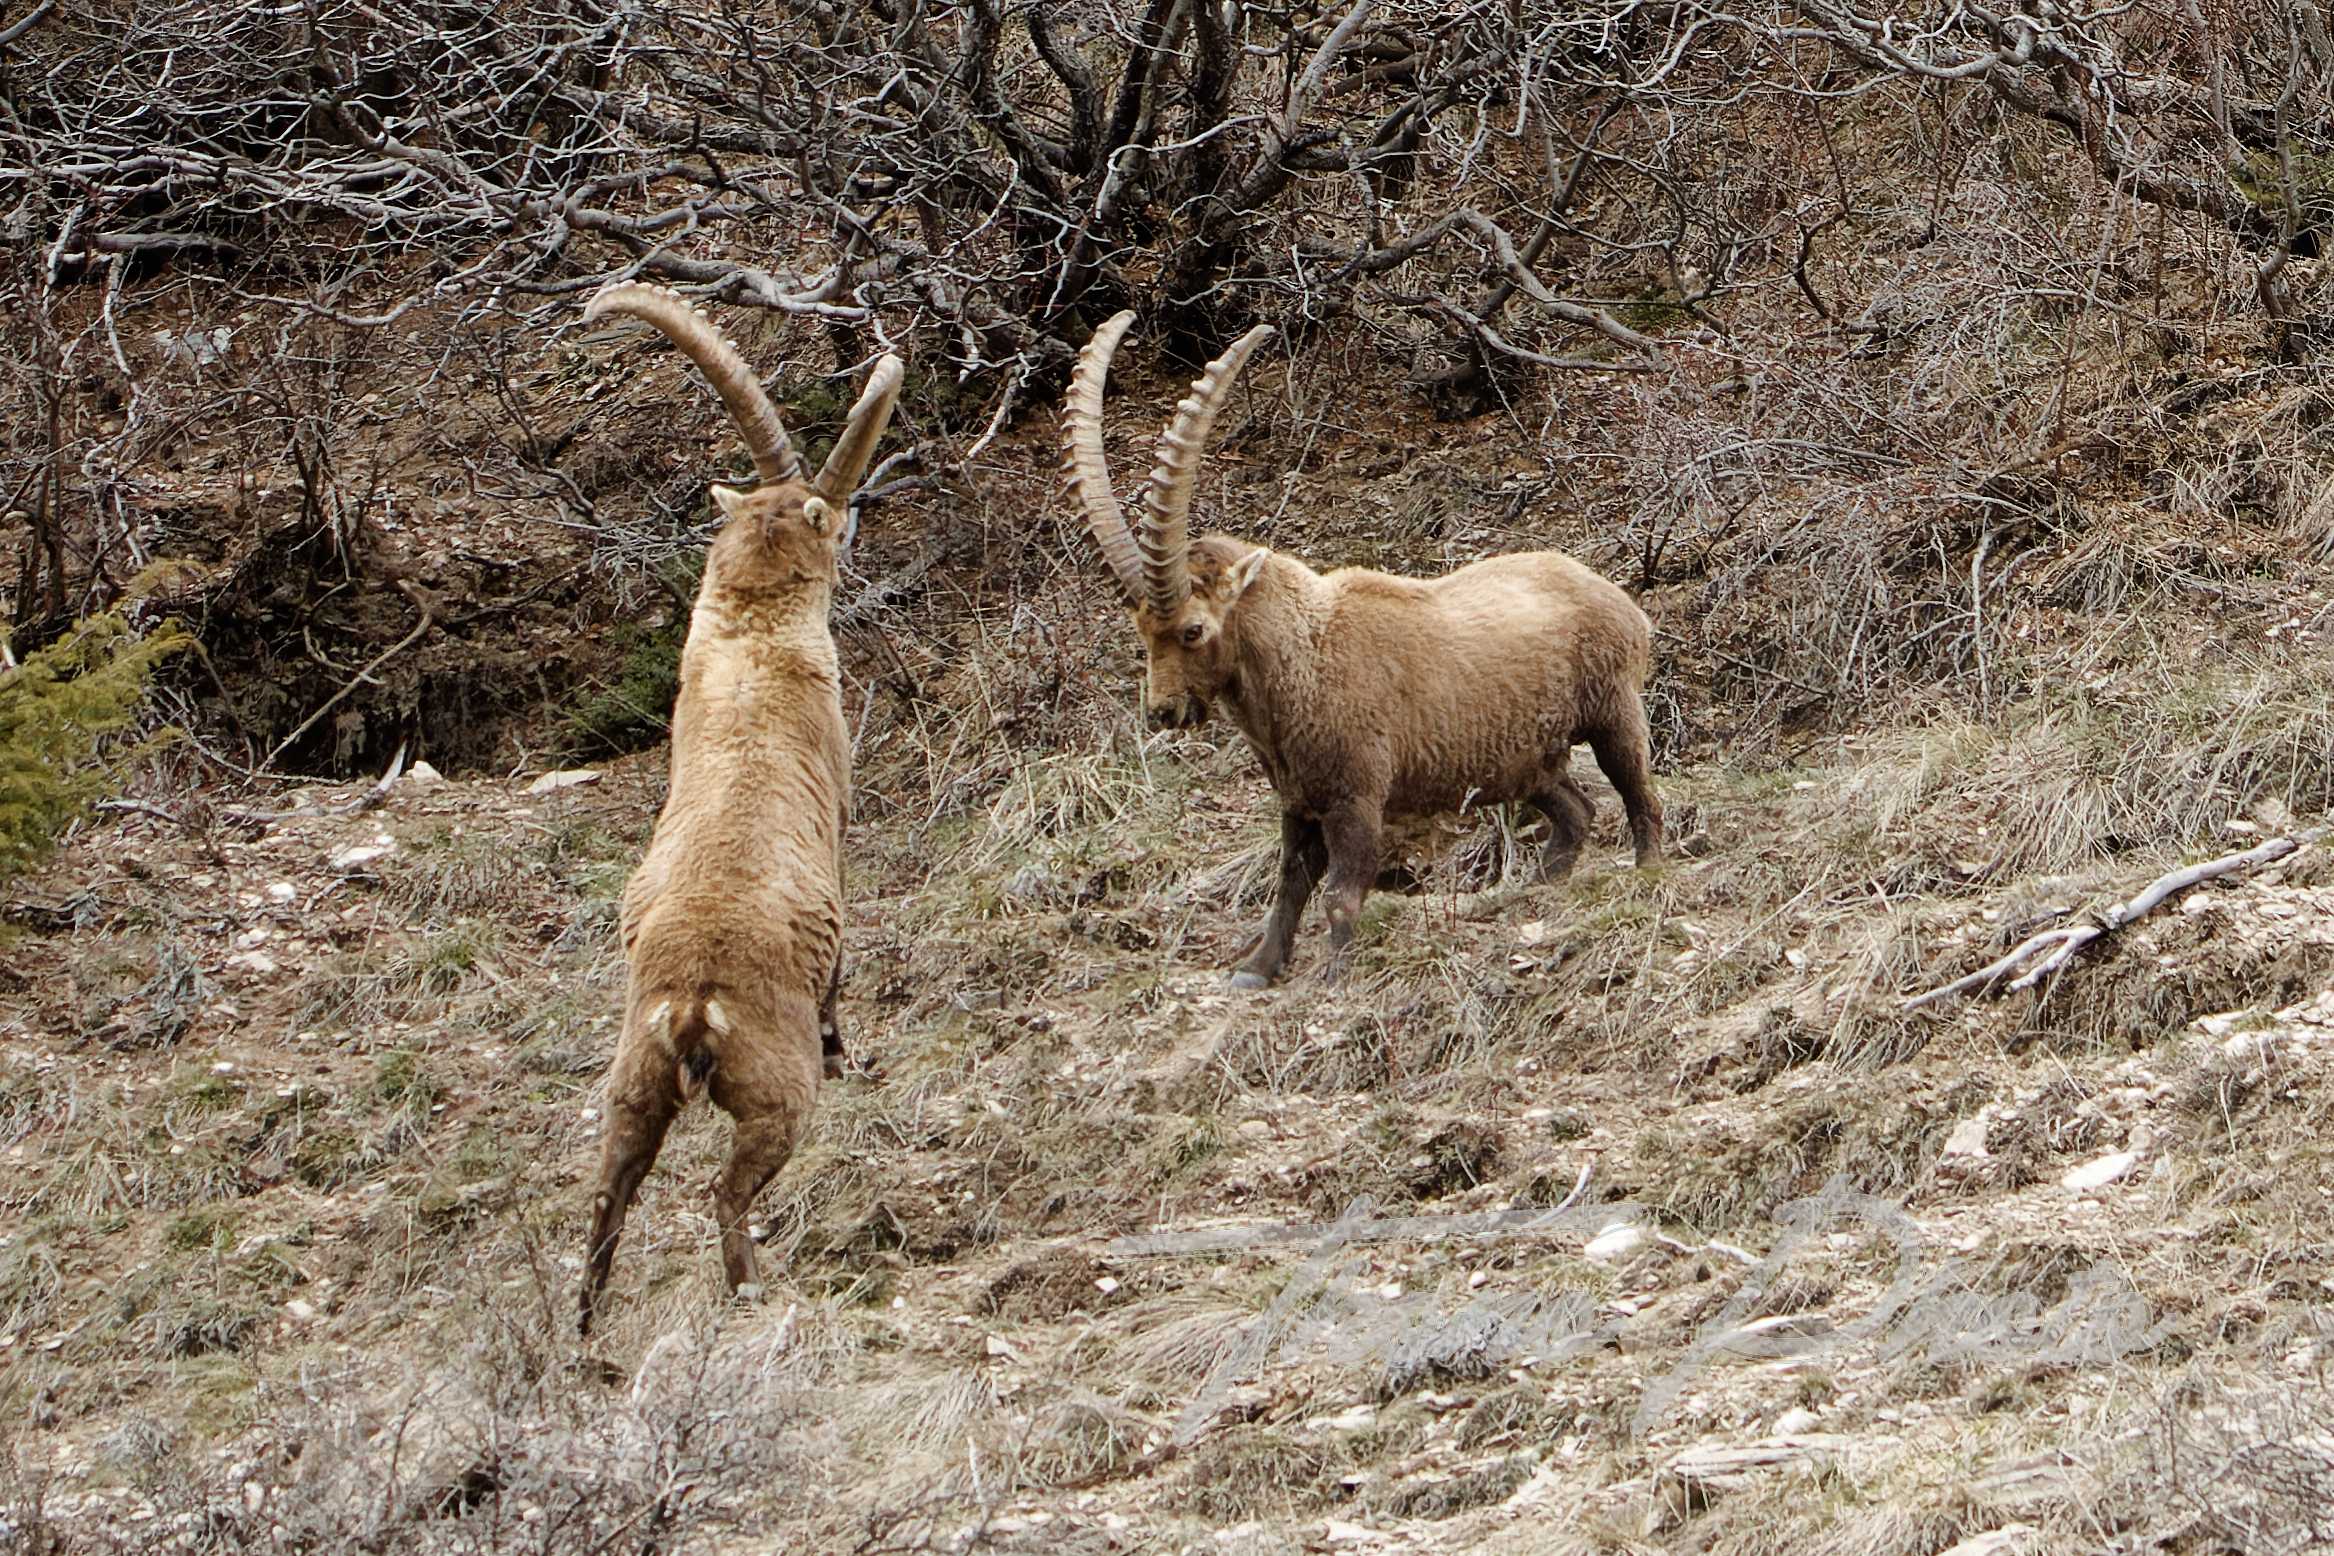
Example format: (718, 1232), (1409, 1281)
(1062, 311), (1665, 988)
(578, 282), (903, 1336)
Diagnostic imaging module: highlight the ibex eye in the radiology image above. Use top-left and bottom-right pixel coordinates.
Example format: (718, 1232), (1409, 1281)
(1182, 624), (1204, 646)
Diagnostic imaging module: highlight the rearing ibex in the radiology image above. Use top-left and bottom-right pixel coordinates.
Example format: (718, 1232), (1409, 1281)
(578, 282), (903, 1336)
(1062, 311), (1665, 988)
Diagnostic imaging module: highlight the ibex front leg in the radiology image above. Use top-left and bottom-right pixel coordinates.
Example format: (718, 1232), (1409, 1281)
(1229, 811), (1327, 990)
(1315, 804), (1384, 985)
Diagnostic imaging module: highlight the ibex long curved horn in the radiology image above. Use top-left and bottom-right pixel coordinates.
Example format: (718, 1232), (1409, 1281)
(583, 281), (805, 485)
(816, 355), (906, 499)
(1136, 324), (1276, 617)
(1061, 310), (1145, 604)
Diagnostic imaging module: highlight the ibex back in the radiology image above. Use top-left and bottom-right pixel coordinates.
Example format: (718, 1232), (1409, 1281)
(578, 283), (903, 1336)
(1062, 312), (1664, 988)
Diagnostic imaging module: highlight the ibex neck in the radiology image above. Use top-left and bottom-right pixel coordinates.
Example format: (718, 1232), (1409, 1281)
(1220, 552), (1325, 768)
(692, 585), (836, 643)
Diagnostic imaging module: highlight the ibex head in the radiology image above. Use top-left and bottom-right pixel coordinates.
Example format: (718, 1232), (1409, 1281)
(1061, 311), (1275, 730)
(584, 282), (904, 596)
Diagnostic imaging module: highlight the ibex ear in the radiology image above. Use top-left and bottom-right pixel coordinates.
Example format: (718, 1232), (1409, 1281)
(801, 495), (836, 535)
(710, 484), (753, 523)
(1227, 546), (1270, 599)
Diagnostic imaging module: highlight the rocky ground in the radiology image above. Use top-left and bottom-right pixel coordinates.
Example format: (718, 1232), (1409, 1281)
(8, 682), (2334, 1551)
(6, 170), (2334, 1549)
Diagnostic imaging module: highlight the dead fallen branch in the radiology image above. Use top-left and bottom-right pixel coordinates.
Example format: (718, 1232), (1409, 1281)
(1904, 835), (2305, 1010)
(223, 740), (410, 827)
(262, 584), (435, 772)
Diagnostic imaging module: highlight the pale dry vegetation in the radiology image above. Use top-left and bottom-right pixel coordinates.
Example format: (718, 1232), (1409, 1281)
(4, 0), (2334, 1550)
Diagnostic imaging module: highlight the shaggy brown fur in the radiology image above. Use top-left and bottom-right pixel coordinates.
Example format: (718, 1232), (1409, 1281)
(1146, 536), (1663, 986)
(578, 284), (902, 1335)
(1063, 313), (1664, 987)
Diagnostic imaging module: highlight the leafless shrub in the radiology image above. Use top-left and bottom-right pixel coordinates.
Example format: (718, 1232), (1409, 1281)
(2138, 1371), (2334, 1555)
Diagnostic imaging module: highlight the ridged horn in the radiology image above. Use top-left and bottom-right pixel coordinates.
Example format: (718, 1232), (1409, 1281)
(1060, 310), (1145, 605)
(815, 354), (906, 499)
(1135, 323), (1276, 617)
(582, 281), (804, 485)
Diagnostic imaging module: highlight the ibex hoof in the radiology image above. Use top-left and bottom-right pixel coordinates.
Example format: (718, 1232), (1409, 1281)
(1226, 969), (1273, 992)
(733, 1282), (765, 1305)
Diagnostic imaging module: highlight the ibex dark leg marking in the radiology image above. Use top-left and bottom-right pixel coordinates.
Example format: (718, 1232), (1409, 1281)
(706, 1027), (820, 1298)
(1230, 811), (1328, 989)
(1529, 774), (1597, 881)
(1589, 703), (1666, 866)
(580, 1053), (680, 1337)
(819, 959), (846, 1080)
(1315, 806), (1385, 983)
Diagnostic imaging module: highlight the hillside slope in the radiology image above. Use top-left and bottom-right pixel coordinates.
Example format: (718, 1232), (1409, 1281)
(5, 2), (2334, 1541)
(9, 563), (2334, 1551)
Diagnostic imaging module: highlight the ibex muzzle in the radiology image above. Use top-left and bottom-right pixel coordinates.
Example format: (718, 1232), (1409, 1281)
(1149, 692), (1208, 730)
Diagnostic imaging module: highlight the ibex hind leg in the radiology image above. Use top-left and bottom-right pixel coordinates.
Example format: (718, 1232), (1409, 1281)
(1587, 702), (1665, 867)
(706, 1013), (822, 1299)
(819, 958), (847, 1080)
(580, 1051), (680, 1337)
(1528, 775), (1596, 882)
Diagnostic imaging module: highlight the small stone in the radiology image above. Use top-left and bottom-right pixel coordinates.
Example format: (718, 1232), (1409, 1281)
(526, 768), (603, 795)
(331, 842), (393, 872)
(1584, 1222), (1648, 1263)
(984, 1333), (1021, 1361)
(2222, 1029), (2280, 1062)
(1237, 1119), (1272, 1139)
(1774, 1407), (1821, 1434)
(1937, 1526), (2036, 1556)
(1708, 1313), (1837, 1355)
(405, 760), (445, 788)
(1004, 864), (1056, 901)
(1942, 1114), (1991, 1159)
(284, 1299), (317, 1324)
(2061, 1150), (2139, 1191)
(1094, 1276), (1120, 1296)
(1308, 1405), (1378, 1434)
(265, 882), (297, 903)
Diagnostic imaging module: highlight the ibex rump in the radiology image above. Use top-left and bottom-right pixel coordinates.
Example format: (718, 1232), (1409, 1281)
(578, 282), (902, 1335)
(1062, 311), (1664, 988)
